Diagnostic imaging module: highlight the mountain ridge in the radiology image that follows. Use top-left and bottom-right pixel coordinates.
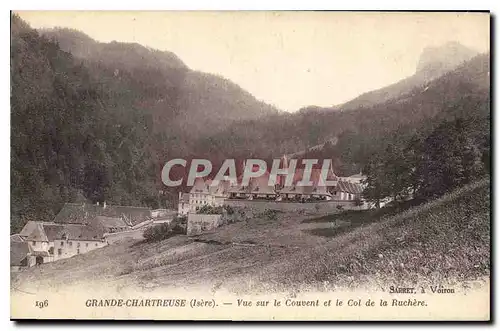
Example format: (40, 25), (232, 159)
(306, 41), (480, 112)
(416, 41), (478, 79)
(41, 27), (281, 137)
(10, 14), (490, 232)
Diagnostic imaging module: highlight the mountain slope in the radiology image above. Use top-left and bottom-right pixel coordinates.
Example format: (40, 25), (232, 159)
(416, 41), (478, 79)
(11, 15), (168, 232)
(199, 52), (490, 175)
(42, 28), (280, 138)
(42, 28), (187, 71)
(11, 17), (284, 232)
(334, 41), (478, 111)
(11, 15), (490, 231)
(12, 180), (490, 293)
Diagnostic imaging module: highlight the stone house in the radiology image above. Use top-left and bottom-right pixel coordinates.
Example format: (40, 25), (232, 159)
(17, 221), (107, 264)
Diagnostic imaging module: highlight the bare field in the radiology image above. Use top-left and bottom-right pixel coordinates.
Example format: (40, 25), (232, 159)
(12, 180), (490, 295)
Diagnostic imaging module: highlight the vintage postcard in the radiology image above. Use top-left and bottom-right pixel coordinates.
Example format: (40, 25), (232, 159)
(10, 11), (490, 321)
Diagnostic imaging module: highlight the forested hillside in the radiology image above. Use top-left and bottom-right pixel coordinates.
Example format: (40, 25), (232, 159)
(40, 22), (490, 175)
(197, 52), (490, 176)
(11, 16), (280, 233)
(41, 28), (280, 137)
(11, 14), (490, 233)
(338, 41), (478, 110)
(11, 15), (162, 233)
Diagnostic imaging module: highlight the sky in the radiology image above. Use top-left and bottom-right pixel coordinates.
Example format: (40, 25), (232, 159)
(16, 11), (490, 112)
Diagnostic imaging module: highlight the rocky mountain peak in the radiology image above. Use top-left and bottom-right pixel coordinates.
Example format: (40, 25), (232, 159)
(416, 41), (478, 80)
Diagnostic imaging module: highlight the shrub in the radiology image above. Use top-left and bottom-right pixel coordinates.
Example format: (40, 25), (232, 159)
(220, 206), (248, 225)
(223, 204), (235, 215)
(197, 204), (237, 216)
(197, 205), (224, 214)
(173, 215), (187, 232)
(258, 209), (279, 221)
(143, 220), (185, 242)
(354, 197), (364, 206)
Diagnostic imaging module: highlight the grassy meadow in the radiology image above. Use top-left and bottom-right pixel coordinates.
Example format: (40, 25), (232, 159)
(12, 180), (490, 294)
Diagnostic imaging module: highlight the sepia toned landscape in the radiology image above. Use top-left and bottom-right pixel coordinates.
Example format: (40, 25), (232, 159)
(10, 11), (490, 320)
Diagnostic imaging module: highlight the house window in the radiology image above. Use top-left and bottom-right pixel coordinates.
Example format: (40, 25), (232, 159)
(58, 249), (62, 255)
(86, 243), (89, 247)
(77, 242), (81, 248)
(69, 241), (73, 247)
(32, 241), (36, 246)
(61, 241), (64, 246)
(95, 243), (98, 247)
(77, 249), (80, 254)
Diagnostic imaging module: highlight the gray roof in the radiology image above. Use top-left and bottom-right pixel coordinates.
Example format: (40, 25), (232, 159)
(10, 234), (24, 243)
(248, 172), (277, 195)
(349, 173), (366, 179)
(280, 185), (331, 196)
(227, 185), (249, 194)
(25, 223), (48, 242)
(227, 172), (277, 195)
(94, 216), (129, 229)
(43, 223), (105, 241)
(335, 181), (363, 194)
(10, 241), (32, 266)
(17, 221), (106, 243)
(19, 221), (40, 237)
(53, 203), (151, 226)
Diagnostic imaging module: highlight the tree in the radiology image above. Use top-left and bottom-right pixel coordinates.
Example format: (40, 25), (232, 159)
(362, 153), (391, 208)
(415, 118), (486, 199)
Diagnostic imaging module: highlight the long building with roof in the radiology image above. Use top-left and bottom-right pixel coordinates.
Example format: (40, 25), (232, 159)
(15, 220), (108, 266)
(177, 157), (368, 214)
(11, 202), (168, 269)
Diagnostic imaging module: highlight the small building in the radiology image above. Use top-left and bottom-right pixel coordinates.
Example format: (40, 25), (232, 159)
(44, 223), (107, 261)
(151, 209), (169, 218)
(16, 221), (107, 265)
(20, 221), (53, 263)
(189, 178), (216, 211)
(188, 178), (231, 212)
(11, 202), (156, 269)
(150, 210), (177, 227)
(330, 180), (364, 201)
